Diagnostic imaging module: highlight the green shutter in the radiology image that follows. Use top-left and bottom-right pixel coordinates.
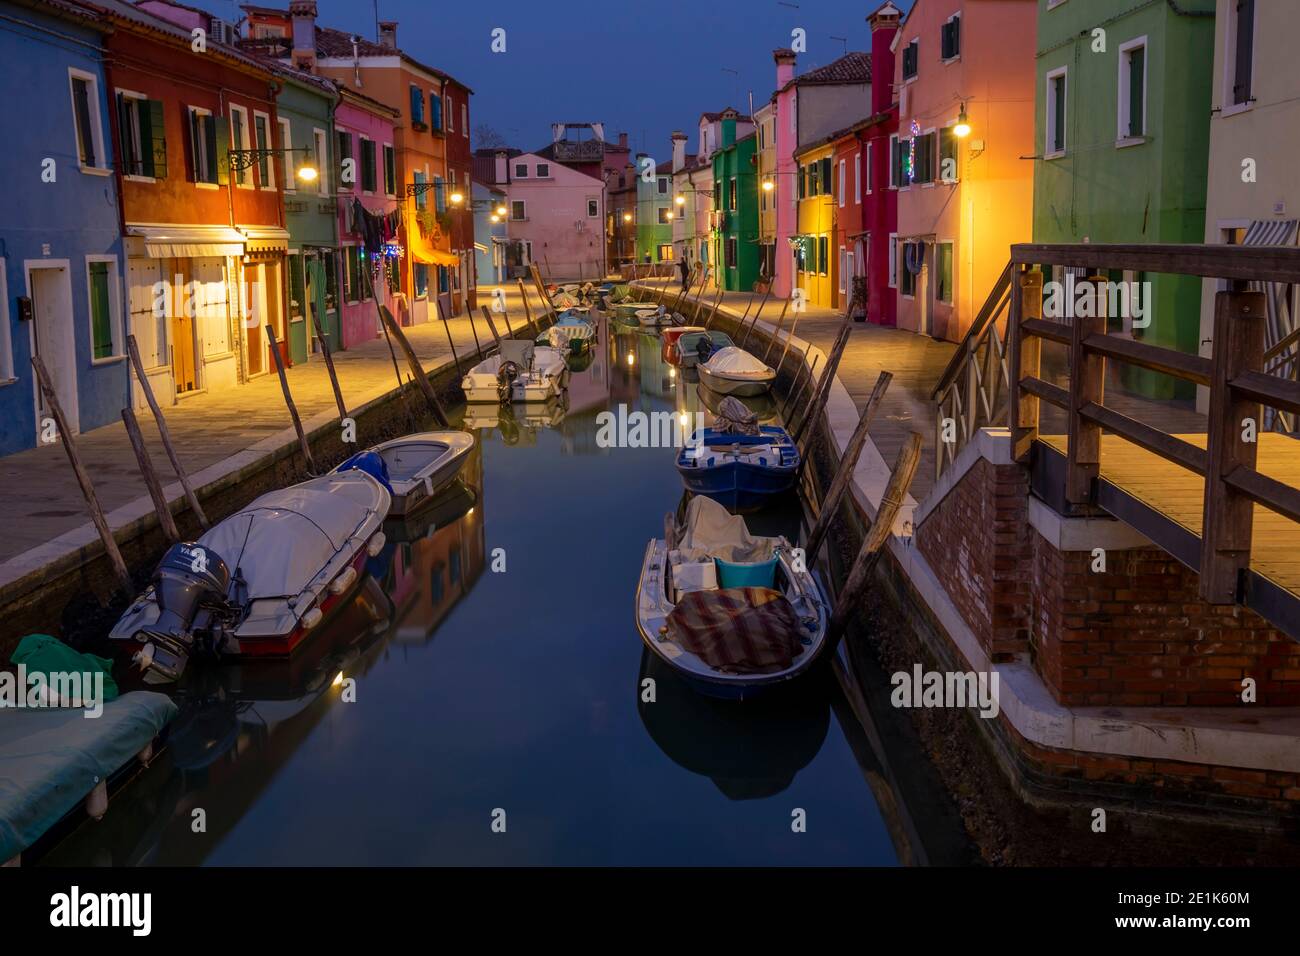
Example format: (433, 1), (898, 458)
(89, 261), (113, 359)
(145, 99), (166, 178)
(1128, 48), (1144, 137)
(820, 157), (832, 194)
(212, 114), (228, 185)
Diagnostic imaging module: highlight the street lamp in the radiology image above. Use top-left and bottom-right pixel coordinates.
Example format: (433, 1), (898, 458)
(450, 191), (464, 205)
(496, 204), (507, 216)
(227, 146), (317, 182)
(675, 195), (686, 206)
(762, 179), (774, 192)
(953, 103), (972, 138)
(623, 212), (633, 223)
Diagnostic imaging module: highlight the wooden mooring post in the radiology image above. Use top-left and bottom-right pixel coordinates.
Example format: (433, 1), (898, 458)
(308, 306), (347, 421)
(126, 334), (209, 530)
(701, 282), (725, 330)
(364, 268), (405, 393)
(803, 372), (893, 558)
(776, 296), (804, 370)
(375, 306), (450, 426)
(121, 406), (180, 544)
(481, 306), (503, 348)
(31, 354), (133, 598)
(792, 324), (852, 443)
(823, 431), (922, 655)
(779, 347), (817, 421)
(265, 325), (317, 474)
(517, 279), (536, 335)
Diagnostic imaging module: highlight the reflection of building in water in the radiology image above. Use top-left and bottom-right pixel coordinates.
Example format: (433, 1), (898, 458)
(383, 444), (486, 644)
(637, 332), (673, 399)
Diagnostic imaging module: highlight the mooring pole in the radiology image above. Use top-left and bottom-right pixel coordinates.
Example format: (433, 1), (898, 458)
(31, 355), (133, 598)
(365, 268), (405, 392)
(434, 297), (461, 372)
(308, 303), (347, 421)
(742, 289), (779, 352)
(265, 326), (317, 474)
(517, 279), (536, 335)
(481, 306), (503, 347)
(121, 406), (180, 544)
(780, 348), (818, 422)
(792, 324), (851, 444)
(762, 293), (790, 363)
(126, 335), (209, 530)
(375, 305), (450, 427)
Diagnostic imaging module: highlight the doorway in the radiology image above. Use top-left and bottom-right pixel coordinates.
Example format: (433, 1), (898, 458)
(167, 258), (199, 394)
(27, 262), (78, 437)
(243, 263), (264, 377)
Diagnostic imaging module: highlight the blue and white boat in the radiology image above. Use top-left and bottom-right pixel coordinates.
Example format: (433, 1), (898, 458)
(539, 310), (597, 353)
(676, 424), (800, 512)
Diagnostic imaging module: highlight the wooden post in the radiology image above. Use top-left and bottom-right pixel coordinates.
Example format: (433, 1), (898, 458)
(308, 305), (347, 421)
(761, 293), (789, 363)
(1200, 288), (1267, 604)
(776, 296), (803, 369)
(701, 282), (725, 330)
(30, 355), (133, 597)
(792, 324), (852, 444)
(517, 278), (536, 334)
(500, 307), (515, 339)
(738, 287), (767, 351)
(126, 335), (209, 530)
(823, 432), (922, 653)
(481, 305), (503, 347)
(375, 306), (450, 426)
(265, 325), (318, 474)
(1064, 274), (1107, 505)
(434, 297), (461, 372)
(1007, 267), (1042, 462)
(364, 264), (405, 392)
(803, 372), (893, 558)
(121, 406), (180, 544)
(780, 348), (817, 421)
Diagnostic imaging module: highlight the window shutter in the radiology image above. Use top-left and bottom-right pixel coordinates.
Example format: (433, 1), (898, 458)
(820, 156), (832, 194)
(431, 95), (442, 130)
(186, 109), (199, 182)
(116, 94), (133, 174)
(212, 114), (228, 185)
(1128, 48), (1144, 136)
(1233, 0), (1254, 105)
(952, 16), (960, 57)
(145, 99), (166, 178)
(1053, 78), (1066, 152)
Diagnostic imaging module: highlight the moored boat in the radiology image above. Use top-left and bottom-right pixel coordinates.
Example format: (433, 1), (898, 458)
(461, 339), (569, 404)
(675, 330), (735, 369)
(676, 398), (799, 511)
(539, 310), (597, 353)
(335, 431), (475, 517)
(634, 496), (827, 699)
(110, 471), (391, 682)
(697, 346), (776, 396)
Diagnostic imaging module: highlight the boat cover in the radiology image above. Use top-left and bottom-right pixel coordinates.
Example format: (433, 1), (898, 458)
(666, 587), (803, 674)
(704, 347), (772, 377)
(335, 450), (395, 495)
(0, 691), (176, 861)
(199, 472), (382, 600)
(677, 496), (775, 564)
(714, 396), (760, 436)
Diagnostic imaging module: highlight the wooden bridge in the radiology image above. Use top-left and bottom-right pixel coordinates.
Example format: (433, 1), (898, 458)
(934, 243), (1300, 638)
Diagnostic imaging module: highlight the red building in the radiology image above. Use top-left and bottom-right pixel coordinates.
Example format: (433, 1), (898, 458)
(441, 76), (476, 313)
(94, 0), (287, 405)
(861, 2), (902, 327)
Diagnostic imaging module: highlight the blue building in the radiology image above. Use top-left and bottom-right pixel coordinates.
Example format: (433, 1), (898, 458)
(472, 179), (507, 289)
(0, 0), (127, 456)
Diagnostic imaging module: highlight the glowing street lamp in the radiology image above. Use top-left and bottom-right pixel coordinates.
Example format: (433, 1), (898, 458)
(450, 191), (464, 205)
(623, 212), (633, 223)
(675, 195), (686, 206)
(496, 204), (507, 216)
(762, 179), (774, 192)
(953, 104), (971, 138)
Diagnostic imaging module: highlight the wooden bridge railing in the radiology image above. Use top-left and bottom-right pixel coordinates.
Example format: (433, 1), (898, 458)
(1007, 243), (1300, 605)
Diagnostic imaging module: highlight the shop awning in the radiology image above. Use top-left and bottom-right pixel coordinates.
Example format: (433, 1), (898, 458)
(125, 223), (246, 259)
(404, 198), (460, 266)
(238, 225), (290, 255)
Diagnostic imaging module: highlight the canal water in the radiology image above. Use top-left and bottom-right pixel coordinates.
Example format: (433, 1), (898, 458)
(48, 316), (907, 866)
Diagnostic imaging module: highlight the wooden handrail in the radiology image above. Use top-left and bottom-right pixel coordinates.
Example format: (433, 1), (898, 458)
(931, 261), (1012, 400)
(1263, 324), (1300, 363)
(1011, 243), (1300, 283)
(1232, 369), (1300, 417)
(1019, 376), (1068, 408)
(1021, 317), (1070, 345)
(1081, 333), (1213, 387)
(1079, 402), (1208, 475)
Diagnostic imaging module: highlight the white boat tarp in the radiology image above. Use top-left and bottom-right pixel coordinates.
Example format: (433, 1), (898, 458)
(199, 473), (383, 600)
(704, 346), (772, 377)
(676, 496), (776, 564)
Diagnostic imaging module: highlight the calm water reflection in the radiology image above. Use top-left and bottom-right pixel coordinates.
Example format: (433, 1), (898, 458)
(48, 316), (899, 866)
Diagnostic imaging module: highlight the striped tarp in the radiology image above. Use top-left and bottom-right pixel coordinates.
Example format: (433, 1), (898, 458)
(1242, 219), (1299, 349)
(667, 587), (804, 675)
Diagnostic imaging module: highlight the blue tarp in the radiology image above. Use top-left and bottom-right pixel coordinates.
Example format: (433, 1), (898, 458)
(0, 691), (176, 861)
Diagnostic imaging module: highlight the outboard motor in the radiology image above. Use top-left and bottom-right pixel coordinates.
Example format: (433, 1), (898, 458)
(496, 360), (521, 404)
(696, 335), (716, 365)
(134, 542), (233, 682)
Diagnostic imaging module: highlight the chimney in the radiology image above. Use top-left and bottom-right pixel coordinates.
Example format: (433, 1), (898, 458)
(494, 150), (508, 184)
(867, 3), (902, 116)
(289, 0), (317, 71)
(774, 48), (796, 91)
(721, 118), (736, 150)
(618, 131), (628, 149)
(378, 20), (398, 50)
(671, 131), (686, 173)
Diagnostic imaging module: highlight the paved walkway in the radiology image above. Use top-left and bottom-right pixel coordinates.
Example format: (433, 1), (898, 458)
(0, 286), (539, 565)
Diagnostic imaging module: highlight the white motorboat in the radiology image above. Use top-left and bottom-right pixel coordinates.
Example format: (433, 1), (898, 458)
(335, 431), (475, 516)
(697, 346), (776, 396)
(461, 339), (569, 404)
(110, 471), (391, 681)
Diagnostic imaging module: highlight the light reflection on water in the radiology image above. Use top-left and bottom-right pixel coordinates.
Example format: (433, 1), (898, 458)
(46, 315), (900, 867)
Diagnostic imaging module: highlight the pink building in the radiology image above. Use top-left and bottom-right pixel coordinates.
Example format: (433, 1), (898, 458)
(334, 87), (401, 349)
(504, 151), (606, 280)
(773, 49), (798, 298)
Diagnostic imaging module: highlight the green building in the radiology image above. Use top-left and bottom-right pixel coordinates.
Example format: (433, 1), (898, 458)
(635, 156), (674, 263)
(275, 69), (339, 362)
(712, 123), (760, 292)
(1032, 0), (1215, 398)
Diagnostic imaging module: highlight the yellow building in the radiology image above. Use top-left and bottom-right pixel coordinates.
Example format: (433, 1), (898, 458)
(793, 141), (837, 309)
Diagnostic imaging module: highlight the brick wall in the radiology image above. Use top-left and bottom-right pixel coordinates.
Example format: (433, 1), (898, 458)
(915, 457), (1033, 662)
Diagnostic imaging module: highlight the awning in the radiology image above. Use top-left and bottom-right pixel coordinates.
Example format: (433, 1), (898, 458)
(238, 225), (290, 255)
(1242, 219), (1300, 348)
(125, 223), (245, 259)
(405, 198), (460, 267)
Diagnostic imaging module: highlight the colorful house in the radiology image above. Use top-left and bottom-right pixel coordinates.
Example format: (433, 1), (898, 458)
(793, 138), (838, 309)
(504, 151), (606, 280)
(712, 126), (760, 293)
(635, 157), (674, 264)
(606, 162), (637, 270)
(472, 178), (507, 288)
(103, 0), (287, 403)
(1034, 0), (1215, 398)
(442, 74), (476, 314)
(0, 0), (127, 455)
(1198, 0), (1299, 413)
(333, 86), (400, 351)
(831, 123), (868, 315)
(861, 2), (902, 327)
(892, 0), (1036, 343)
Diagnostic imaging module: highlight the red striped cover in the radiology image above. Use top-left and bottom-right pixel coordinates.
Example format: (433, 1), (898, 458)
(666, 587), (803, 674)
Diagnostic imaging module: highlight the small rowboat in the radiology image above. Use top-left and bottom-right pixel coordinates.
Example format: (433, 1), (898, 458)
(334, 431), (475, 517)
(461, 339), (569, 404)
(697, 346), (776, 396)
(674, 330), (735, 369)
(634, 496), (827, 699)
(659, 326), (705, 366)
(676, 425), (800, 512)
(539, 311), (597, 353)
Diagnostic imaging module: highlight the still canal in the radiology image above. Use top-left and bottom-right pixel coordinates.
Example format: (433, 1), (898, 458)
(46, 316), (943, 866)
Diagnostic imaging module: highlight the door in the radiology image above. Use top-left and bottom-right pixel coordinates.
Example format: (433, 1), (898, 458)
(306, 257), (329, 351)
(287, 253), (309, 365)
(168, 259), (199, 393)
(28, 263), (78, 437)
(243, 263), (264, 376)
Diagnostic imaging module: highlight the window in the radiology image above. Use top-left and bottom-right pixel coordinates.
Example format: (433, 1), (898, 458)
(900, 242), (917, 296)
(657, 244), (674, 262)
(838, 247), (847, 295)
(431, 94), (443, 132)
(941, 14), (961, 60)
(728, 178), (737, 211)
(536, 162), (550, 178)
(254, 112), (273, 189)
(1045, 67), (1068, 158)
(68, 71), (105, 170)
(1118, 38), (1147, 142)
(514, 162), (528, 178)
(229, 106), (249, 185)
(888, 134), (902, 188)
(433, 174), (445, 212)
(445, 94), (453, 132)
(902, 39), (919, 80)
(911, 132), (936, 184)
(937, 242), (953, 304)
(414, 263), (428, 298)
(410, 86), (426, 128)
(461, 103), (468, 135)
(587, 198), (599, 217)
(314, 128), (328, 194)
(817, 236), (828, 276)
(657, 207), (672, 224)
(86, 257), (121, 360)
(854, 152), (861, 202)
(383, 144), (396, 196)
(838, 159), (845, 207)
(344, 246), (362, 303)
(117, 93), (165, 179)
(658, 176), (669, 195)
(940, 125), (959, 182)
(360, 137), (377, 192)
(321, 252), (337, 312)
(336, 129), (353, 189)
(726, 237), (737, 269)
(413, 170), (427, 211)
(278, 118), (293, 191)
(820, 157), (832, 195)
(511, 200), (526, 220)
(1228, 0), (1255, 107)
(187, 107), (221, 185)
(808, 161), (819, 196)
